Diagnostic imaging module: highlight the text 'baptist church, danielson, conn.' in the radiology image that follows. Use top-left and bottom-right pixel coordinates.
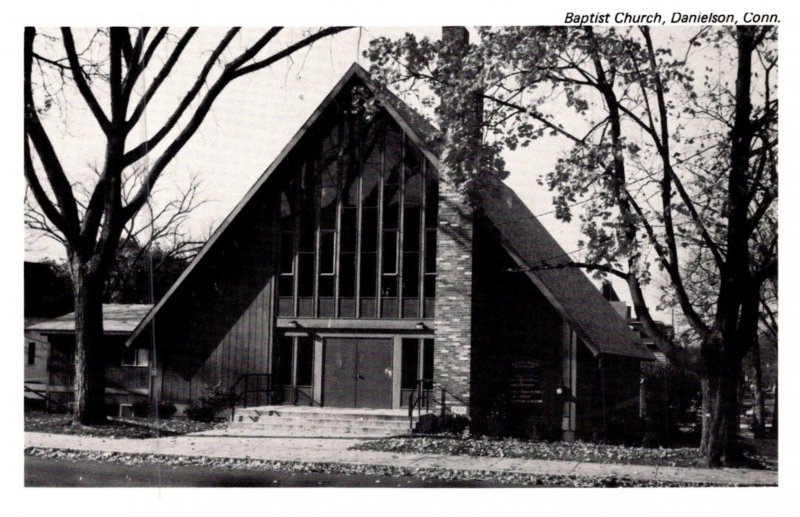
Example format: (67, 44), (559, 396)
(562, 12), (775, 25)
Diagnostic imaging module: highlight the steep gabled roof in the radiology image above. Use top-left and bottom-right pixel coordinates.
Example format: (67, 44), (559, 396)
(27, 304), (153, 335)
(480, 184), (653, 360)
(127, 63), (653, 361)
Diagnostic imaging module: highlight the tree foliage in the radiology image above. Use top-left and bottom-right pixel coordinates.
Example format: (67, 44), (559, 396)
(366, 25), (777, 466)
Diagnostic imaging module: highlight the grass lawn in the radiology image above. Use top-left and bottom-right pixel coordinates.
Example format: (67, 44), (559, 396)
(24, 411), (225, 439)
(351, 435), (777, 471)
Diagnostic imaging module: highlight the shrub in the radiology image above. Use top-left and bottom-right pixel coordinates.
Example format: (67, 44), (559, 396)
(439, 413), (470, 434)
(131, 401), (150, 418)
(185, 384), (233, 422)
(413, 413), (470, 435)
(156, 402), (178, 419)
(130, 401), (179, 419)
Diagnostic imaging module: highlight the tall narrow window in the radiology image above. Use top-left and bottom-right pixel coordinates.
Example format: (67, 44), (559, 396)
(27, 342), (35, 366)
(296, 336), (314, 386)
(317, 126), (339, 318)
(360, 137), (381, 317)
(274, 336), (293, 386)
(278, 173), (297, 317)
(381, 229), (399, 317)
(401, 338), (435, 402)
(297, 161), (316, 316)
(401, 338), (420, 390)
(340, 164), (358, 318)
(274, 110), (437, 321)
(422, 338), (434, 388)
(402, 142), (423, 317)
(423, 172), (438, 317)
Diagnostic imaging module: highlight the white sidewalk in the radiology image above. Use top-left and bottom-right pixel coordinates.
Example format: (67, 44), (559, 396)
(24, 432), (777, 486)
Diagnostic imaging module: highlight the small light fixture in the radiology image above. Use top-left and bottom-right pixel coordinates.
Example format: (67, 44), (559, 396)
(289, 320), (299, 328)
(415, 322), (427, 331)
(556, 386), (572, 398)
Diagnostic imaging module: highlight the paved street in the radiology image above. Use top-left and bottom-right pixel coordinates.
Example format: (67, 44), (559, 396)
(25, 455), (515, 488)
(24, 432), (778, 486)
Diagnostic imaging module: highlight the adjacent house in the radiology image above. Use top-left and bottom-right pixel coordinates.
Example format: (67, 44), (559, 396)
(116, 63), (654, 441)
(24, 261), (72, 408)
(600, 280), (672, 363)
(26, 304), (153, 415)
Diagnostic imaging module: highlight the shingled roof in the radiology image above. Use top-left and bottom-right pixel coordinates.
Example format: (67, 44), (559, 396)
(27, 304), (153, 335)
(127, 63), (653, 361)
(480, 184), (653, 359)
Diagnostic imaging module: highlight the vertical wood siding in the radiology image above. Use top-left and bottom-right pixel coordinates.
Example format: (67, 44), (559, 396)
(149, 186), (279, 405)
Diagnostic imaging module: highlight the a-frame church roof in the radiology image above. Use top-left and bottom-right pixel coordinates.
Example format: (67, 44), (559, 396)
(128, 63), (653, 361)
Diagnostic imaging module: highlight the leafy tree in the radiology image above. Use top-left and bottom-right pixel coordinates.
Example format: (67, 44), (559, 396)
(366, 25), (777, 466)
(24, 26), (351, 425)
(41, 242), (192, 306)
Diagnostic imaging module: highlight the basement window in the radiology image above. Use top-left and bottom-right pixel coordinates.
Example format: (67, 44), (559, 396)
(118, 404), (134, 418)
(122, 348), (149, 367)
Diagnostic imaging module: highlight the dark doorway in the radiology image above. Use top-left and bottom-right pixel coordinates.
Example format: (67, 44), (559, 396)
(323, 338), (393, 408)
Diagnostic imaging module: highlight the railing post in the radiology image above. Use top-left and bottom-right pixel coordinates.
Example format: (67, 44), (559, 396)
(418, 380), (423, 422)
(440, 387), (446, 417)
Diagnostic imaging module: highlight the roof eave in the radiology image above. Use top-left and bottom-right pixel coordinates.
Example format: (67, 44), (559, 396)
(491, 222), (653, 361)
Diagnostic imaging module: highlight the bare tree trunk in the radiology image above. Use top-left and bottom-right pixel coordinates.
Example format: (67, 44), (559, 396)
(750, 341), (766, 438)
(700, 354), (741, 467)
(696, 26), (761, 468)
(70, 258), (107, 425)
(770, 384), (778, 437)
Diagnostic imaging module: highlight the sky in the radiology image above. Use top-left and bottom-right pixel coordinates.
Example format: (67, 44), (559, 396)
(24, 26), (724, 324)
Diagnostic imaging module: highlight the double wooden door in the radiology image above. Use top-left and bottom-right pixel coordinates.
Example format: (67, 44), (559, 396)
(323, 337), (393, 408)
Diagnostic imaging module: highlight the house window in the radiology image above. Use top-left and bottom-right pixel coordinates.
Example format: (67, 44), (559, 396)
(27, 342), (36, 366)
(122, 347), (149, 367)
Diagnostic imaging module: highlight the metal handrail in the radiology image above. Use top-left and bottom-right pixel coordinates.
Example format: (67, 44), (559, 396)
(229, 373), (272, 420)
(408, 379), (469, 432)
(24, 385), (71, 413)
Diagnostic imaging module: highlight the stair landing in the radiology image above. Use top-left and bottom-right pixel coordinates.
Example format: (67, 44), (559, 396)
(227, 405), (418, 438)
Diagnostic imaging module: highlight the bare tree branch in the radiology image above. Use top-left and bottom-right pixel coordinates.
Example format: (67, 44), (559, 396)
(123, 27), (235, 165)
(232, 26), (352, 78)
(123, 27), (353, 220)
(25, 27), (81, 243)
(126, 27), (196, 132)
(61, 27), (112, 135)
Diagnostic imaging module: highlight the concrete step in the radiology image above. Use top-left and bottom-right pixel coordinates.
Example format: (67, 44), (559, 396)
(228, 405), (420, 437)
(232, 415), (412, 428)
(213, 426), (408, 438)
(229, 422), (409, 436)
(233, 406), (415, 422)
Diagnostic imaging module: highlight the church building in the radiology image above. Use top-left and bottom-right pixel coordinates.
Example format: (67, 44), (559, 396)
(126, 62), (654, 441)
